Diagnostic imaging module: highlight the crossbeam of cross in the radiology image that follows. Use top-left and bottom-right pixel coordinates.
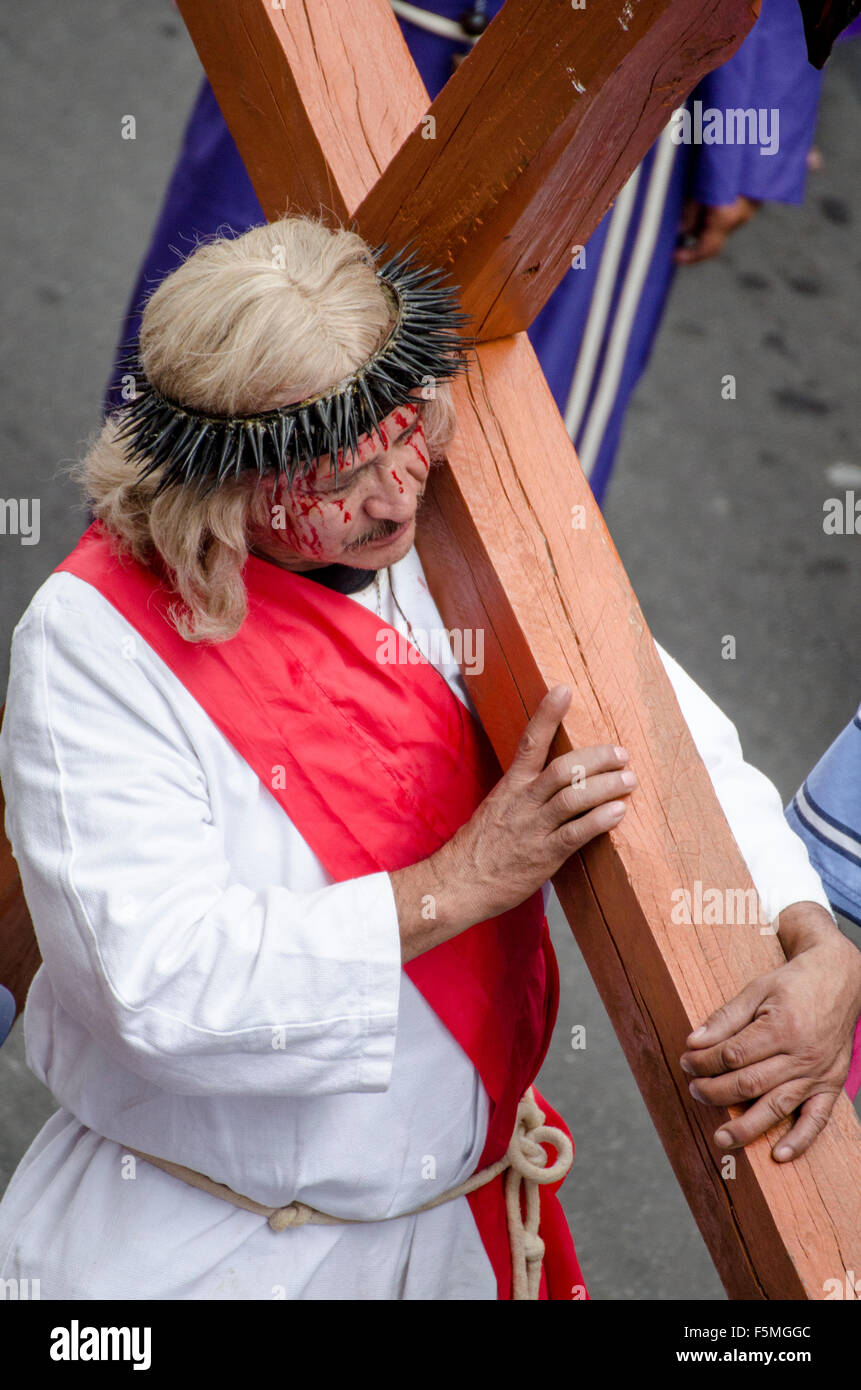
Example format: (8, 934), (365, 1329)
(2, 0), (859, 1298)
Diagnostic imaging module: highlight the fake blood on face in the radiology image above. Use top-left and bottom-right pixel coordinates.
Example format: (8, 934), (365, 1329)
(327, 496), (354, 526)
(407, 434), (429, 470)
(283, 494), (324, 557)
(271, 403), (426, 560)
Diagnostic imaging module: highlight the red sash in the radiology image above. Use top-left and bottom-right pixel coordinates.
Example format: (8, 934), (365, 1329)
(56, 522), (587, 1301)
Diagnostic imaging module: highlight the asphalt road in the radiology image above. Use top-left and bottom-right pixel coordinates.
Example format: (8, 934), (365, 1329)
(1, 2), (859, 1301)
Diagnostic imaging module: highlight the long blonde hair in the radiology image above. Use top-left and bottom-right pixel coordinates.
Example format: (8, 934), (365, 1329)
(76, 216), (456, 642)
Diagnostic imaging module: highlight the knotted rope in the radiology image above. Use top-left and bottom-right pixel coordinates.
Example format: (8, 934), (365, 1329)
(126, 1087), (573, 1300)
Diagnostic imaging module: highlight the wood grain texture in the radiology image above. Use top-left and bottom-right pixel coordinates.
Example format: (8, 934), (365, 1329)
(178, 0), (760, 339)
(177, 0), (428, 224)
(2, 0), (856, 1300)
(415, 333), (861, 1299)
(355, 0), (761, 337)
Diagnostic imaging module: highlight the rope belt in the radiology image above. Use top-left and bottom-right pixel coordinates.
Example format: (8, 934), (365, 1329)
(126, 1087), (572, 1301)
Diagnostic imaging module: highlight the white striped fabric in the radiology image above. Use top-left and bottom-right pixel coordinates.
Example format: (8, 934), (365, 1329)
(390, 1), (480, 43)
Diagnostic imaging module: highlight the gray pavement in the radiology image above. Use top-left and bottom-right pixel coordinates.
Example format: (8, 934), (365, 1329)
(1, 1), (860, 1301)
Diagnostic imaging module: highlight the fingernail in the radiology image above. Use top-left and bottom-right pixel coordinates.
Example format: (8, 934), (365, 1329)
(680, 1057), (694, 1075)
(689, 1025), (707, 1040)
(555, 685), (571, 700)
(607, 801), (626, 819)
(773, 1144), (793, 1161)
(688, 1082), (706, 1102)
(620, 769), (636, 787)
(614, 746), (629, 761)
(714, 1128), (733, 1147)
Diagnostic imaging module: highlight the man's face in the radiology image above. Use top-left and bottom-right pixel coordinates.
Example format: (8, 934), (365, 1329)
(259, 400), (431, 570)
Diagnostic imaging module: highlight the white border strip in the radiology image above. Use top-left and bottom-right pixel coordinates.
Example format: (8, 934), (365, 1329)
(563, 167), (641, 442)
(795, 785), (861, 860)
(576, 120), (679, 478)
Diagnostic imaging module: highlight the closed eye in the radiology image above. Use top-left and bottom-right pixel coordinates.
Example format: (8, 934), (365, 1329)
(311, 417), (421, 496)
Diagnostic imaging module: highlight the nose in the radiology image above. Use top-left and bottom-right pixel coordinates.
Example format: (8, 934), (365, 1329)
(362, 458), (421, 521)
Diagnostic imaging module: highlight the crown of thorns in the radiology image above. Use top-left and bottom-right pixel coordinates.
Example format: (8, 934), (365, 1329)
(113, 244), (473, 496)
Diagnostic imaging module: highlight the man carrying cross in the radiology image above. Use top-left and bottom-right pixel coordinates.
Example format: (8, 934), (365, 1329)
(0, 216), (858, 1301)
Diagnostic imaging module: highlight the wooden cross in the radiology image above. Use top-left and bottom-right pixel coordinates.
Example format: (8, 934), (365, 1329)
(2, 0), (859, 1298)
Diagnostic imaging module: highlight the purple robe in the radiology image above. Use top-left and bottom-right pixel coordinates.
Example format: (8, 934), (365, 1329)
(105, 0), (823, 505)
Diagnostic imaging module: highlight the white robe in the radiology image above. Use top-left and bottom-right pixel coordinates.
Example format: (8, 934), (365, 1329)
(0, 544), (830, 1300)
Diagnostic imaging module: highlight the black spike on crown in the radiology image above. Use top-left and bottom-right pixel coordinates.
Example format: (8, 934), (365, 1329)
(111, 244), (473, 497)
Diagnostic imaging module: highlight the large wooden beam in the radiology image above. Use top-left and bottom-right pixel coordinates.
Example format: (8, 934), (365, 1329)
(175, 0), (428, 224)
(415, 333), (861, 1299)
(179, 0), (759, 339)
(179, 0), (861, 1297)
(355, 0), (760, 338)
(3, 0), (857, 1301)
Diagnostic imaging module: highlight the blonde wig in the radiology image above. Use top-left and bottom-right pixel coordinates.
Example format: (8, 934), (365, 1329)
(76, 216), (457, 643)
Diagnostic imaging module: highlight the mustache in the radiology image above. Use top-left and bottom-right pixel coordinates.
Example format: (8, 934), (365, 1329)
(346, 489), (424, 551)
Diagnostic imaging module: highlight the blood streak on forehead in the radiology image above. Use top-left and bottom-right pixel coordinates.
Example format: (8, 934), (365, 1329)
(317, 401), (422, 480)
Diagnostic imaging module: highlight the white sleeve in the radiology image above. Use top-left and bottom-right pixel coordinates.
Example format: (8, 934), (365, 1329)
(0, 589), (402, 1099)
(655, 642), (834, 922)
